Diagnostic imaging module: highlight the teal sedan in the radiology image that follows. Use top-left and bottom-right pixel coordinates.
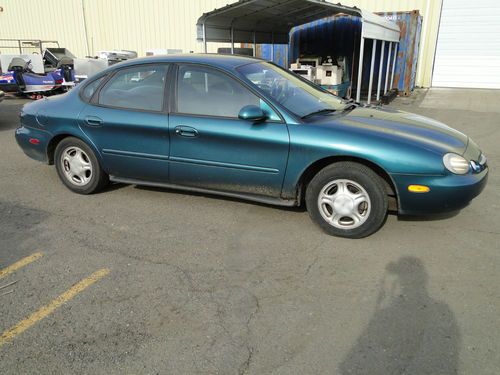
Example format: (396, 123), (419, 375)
(15, 55), (488, 238)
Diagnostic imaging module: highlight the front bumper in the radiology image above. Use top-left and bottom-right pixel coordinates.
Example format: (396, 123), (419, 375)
(15, 125), (51, 163)
(392, 168), (488, 215)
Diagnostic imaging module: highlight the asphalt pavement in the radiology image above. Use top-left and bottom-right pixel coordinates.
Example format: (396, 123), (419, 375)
(0, 89), (499, 374)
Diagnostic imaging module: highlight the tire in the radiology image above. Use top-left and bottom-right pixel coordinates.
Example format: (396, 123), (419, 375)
(54, 137), (109, 194)
(305, 162), (388, 238)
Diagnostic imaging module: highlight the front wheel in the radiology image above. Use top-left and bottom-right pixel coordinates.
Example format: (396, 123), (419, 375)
(54, 137), (109, 194)
(305, 162), (388, 238)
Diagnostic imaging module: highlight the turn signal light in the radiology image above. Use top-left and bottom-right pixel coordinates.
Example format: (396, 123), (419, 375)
(408, 185), (430, 193)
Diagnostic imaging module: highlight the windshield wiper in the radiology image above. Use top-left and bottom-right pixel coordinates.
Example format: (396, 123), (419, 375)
(342, 103), (357, 112)
(301, 108), (337, 119)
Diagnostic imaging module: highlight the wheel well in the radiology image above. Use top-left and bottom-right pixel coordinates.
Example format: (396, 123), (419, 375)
(46, 134), (72, 164)
(297, 156), (398, 209)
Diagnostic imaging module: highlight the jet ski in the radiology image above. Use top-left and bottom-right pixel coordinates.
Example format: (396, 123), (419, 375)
(0, 57), (65, 98)
(43, 48), (76, 88)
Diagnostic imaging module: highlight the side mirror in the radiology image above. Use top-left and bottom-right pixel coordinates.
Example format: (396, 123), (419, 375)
(238, 105), (267, 122)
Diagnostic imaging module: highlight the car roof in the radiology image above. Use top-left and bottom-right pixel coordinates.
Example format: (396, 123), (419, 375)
(113, 53), (263, 70)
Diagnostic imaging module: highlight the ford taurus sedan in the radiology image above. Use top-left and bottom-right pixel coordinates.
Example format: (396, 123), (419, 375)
(15, 54), (488, 238)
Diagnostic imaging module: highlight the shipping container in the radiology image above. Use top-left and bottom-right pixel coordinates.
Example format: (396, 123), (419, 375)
(259, 44), (289, 68)
(241, 44), (289, 68)
(377, 10), (423, 96)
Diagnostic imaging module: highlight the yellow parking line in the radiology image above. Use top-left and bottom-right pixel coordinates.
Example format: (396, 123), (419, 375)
(0, 268), (110, 348)
(0, 252), (43, 280)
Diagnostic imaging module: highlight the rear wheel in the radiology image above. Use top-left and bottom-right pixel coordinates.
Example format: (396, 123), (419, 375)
(54, 137), (108, 194)
(305, 162), (388, 238)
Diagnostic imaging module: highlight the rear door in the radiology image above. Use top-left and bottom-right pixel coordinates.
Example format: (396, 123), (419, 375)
(168, 64), (289, 198)
(78, 63), (171, 182)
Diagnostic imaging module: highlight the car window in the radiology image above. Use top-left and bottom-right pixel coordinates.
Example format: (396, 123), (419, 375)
(98, 65), (167, 111)
(177, 65), (266, 118)
(81, 76), (105, 102)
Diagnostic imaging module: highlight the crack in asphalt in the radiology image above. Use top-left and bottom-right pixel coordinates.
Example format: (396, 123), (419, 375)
(304, 240), (324, 277)
(239, 292), (260, 375)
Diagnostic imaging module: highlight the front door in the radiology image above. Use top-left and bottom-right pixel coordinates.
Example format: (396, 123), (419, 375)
(169, 64), (289, 198)
(78, 63), (170, 182)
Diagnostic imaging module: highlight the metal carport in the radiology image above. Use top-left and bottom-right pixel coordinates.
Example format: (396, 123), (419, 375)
(196, 0), (400, 103)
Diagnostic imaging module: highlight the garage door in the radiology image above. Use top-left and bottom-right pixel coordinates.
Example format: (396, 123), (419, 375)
(432, 0), (500, 88)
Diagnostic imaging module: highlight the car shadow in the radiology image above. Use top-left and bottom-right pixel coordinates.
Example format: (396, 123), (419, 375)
(101, 182), (128, 193)
(133, 184), (307, 212)
(396, 210), (461, 221)
(103, 184), (462, 221)
(339, 256), (461, 375)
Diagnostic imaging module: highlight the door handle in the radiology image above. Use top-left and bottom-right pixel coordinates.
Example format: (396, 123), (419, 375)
(174, 125), (198, 137)
(84, 116), (103, 127)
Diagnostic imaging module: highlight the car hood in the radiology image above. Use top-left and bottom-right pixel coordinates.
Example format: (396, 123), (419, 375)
(319, 106), (469, 155)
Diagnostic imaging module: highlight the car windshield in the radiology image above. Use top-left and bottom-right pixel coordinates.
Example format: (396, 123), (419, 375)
(237, 62), (345, 118)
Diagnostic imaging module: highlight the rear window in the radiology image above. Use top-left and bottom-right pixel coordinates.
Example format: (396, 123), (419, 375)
(81, 76), (105, 102)
(98, 65), (167, 111)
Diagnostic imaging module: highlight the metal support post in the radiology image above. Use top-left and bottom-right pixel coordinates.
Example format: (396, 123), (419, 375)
(376, 41), (385, 101)
(202, 23), (207, 53)
(390, 42), (398, 90)
(384, 42), (392, 94)
(367, 39), (377, 104)
(355, 36), (365, 103)
(271, 31), (274, 62)
(230, 27), (234, 54)
(252, 31), (256, 57)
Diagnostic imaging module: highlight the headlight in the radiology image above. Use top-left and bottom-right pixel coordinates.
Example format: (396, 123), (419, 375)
(443, 153), (469, 175)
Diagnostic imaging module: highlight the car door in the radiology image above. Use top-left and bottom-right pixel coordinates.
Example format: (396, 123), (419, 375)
(169, 64), (289, 198)
(78, 63), (171, 182)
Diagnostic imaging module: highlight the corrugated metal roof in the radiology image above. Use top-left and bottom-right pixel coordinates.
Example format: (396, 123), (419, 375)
(196, 0), (400, 44)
